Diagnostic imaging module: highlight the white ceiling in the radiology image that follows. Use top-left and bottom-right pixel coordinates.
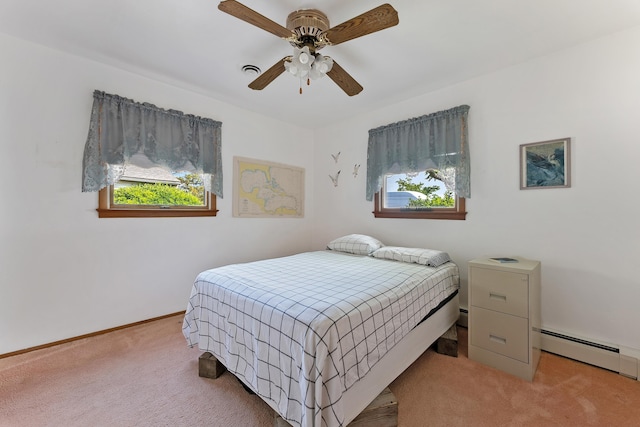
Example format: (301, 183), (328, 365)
(2, 0), (640, 128)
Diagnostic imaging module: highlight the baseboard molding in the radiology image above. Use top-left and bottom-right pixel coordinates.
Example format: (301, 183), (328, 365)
(541, 329), (638, 381)
(5, 308), (639, 382)
(0, 311), (185, 360)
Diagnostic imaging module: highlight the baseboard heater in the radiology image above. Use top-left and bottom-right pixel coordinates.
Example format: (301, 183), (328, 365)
(540, 329), (637, 380)
(541, 329), (619, 353)
(457, 308), (468, 328)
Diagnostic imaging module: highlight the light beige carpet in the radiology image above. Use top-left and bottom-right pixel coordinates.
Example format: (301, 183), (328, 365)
(1, 314), (638, 426)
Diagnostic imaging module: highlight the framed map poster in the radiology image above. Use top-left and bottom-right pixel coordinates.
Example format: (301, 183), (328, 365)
(232, 156), (305, 218)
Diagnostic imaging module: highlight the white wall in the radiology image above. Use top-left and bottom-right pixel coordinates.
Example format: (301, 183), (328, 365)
(311, 26), (640, 352)
(0, 34), (315, 354)
(2, 26), (639, 357)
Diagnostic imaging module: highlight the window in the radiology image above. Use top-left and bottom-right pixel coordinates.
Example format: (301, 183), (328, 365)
(373, 170), (466, 220)
(81, 90), (223, 218)
(366, 105), (470, 220)
(96, 162), (217, 218)
(98, 186), (217, 218)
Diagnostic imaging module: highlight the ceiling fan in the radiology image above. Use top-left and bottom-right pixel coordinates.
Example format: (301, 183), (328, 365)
(218, 0), (399, 96)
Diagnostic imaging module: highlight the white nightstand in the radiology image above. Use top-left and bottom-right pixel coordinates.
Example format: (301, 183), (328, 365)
(468, 258), (541, 381)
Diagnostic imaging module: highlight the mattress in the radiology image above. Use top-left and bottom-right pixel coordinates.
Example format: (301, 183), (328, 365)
(183, 250), (459, 427)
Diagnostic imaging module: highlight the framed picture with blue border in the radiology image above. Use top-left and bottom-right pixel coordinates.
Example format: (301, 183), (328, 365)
(520, 137), (571, 190)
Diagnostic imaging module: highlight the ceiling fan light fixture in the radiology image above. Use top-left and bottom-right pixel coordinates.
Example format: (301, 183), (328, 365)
(309, 54), (333, 80)
(286, 46), (314, 78)
(284, 61), (298, 76)
(298, 51), (310, 64)
(294, 46), (314, 66)
(315, 54), (333, 74)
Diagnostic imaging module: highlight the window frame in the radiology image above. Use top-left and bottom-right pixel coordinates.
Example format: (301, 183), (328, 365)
(97, 186), (218, 218)
(373, 191), (466, 220)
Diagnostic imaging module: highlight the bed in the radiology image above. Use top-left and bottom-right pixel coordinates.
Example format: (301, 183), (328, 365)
(182, 235), (460, 427)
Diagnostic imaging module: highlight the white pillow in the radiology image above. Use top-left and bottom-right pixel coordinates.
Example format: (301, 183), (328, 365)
(371, 246), (451, 267)
(327, 234), (384, 255)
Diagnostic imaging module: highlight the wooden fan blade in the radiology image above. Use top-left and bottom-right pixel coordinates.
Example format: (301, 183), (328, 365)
(323, 4), (399, 45)
(326, 60), (363, 96)
(248, 58), (288, 90)
(218, 0), (293, 39)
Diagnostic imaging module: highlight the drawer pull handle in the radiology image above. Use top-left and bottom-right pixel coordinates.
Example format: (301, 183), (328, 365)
(489, 293), (507, 302)
(489, 334), (507, 345)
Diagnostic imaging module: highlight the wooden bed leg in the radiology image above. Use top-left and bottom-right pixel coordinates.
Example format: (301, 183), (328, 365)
(348, 387), (398, 427)
(198, 352), (226, 379)
(272, 387), (398, 427)
(436, 324), (458, 357)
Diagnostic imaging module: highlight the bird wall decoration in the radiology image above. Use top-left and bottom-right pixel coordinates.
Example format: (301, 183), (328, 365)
(329, 170), (341, 187)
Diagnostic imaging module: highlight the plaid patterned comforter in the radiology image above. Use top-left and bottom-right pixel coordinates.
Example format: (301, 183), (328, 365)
(182, 250), (459, 427)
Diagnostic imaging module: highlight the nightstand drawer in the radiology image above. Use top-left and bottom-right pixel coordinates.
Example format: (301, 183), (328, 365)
(470, 267), (528, 317)
(471, 307), (529, 363)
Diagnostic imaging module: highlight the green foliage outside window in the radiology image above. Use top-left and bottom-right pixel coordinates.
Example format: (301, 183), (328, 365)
(114, 173), (206, 206)
(396, 170), (455, 207)
(177, 173), (205, 202)
(114, 183), (203, 206)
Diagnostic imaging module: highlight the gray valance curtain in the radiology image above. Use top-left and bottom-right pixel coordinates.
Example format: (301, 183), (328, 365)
(366, 104), (470, 201)
(81, 90), (223, 198)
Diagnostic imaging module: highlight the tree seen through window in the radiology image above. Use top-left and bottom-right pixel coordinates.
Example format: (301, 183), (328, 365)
(387, 170), (455, 208)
